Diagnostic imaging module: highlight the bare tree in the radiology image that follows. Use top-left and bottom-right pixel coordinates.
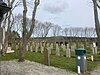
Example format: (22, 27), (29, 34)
(92, 0), (100, 48)
(63, 27), (69, 37)
(86, 27), (96, 37)
(18, 0), (40, 62)
(52, 24), (62, 37)
(33, 21), (52, 37)
(33, 21), (43, 37)
(1, 0), (22, 55)
(12, 14), (23, 34)
(41, 22), (52, 37)
(79, 27), (84, 37)
(71, 27), (82, 37)
(63, 27), (96, 37)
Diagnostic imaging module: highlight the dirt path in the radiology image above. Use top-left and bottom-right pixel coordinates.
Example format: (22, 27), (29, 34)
(0, 60), (77, 75)
(1, 60), (100, 75)
(90, 66), (100, 75)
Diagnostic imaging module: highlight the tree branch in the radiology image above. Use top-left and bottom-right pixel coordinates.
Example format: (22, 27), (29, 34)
(27, 0), (40, 40)
(96, 2), (100, 9)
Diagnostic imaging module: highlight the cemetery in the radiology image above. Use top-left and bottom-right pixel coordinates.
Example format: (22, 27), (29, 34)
(1, 38), (100, 74)
(0, 0), (100, 75)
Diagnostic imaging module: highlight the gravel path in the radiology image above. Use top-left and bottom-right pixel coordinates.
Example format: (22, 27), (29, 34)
(0, 60), (78, 75)
(90, 66), (100, 75)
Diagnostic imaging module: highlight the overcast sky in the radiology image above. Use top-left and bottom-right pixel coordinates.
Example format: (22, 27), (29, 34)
(14, 0), (100, 28)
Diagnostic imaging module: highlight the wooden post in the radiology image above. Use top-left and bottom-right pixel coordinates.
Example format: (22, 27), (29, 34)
(44, 47), (50, 66)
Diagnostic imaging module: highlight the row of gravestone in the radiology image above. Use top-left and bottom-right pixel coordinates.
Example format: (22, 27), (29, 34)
(3, 39), (97, 57)
(24, 43), (76, 58)
(22, 42), (98, 57)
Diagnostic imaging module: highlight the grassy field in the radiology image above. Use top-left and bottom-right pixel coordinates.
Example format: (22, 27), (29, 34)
(0, 48), (100, 73)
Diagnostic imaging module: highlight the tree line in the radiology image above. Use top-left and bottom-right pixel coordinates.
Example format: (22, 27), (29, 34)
(12, 14), (97, 38)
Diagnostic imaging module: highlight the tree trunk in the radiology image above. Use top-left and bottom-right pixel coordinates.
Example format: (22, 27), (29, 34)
(18, 0), (27, 62)
(18, 0), (40, 62)
(92, 0), (100, 48)
(18, 39), (27, 62)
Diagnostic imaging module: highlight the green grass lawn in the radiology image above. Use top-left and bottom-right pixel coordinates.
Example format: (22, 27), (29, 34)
(0, 49), (100, 73)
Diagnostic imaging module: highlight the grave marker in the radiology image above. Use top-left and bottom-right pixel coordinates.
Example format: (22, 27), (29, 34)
(56, 44), (60, 56)
(30, 45), (33, 52)
(40, 43), (43, 53)
(66, 44), (71, 58)
(44, 48), (50, 66)
(35, 44), (38, 52)
(6, 47), (15, 53)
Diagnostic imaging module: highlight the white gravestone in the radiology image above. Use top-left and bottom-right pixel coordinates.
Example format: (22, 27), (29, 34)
(95, 47), (97, 54)
(90, 44), (94, 54)
(46, 43), (49, 47)
(32, 42), (35, 49)
(6, 47), (15, 53)
(91, 55), (94, 61)
(56, 44), (60, 56)
(71, 45), (74, 51)
(61, 44), (63, 48)
(47, 47), (51, 54)
(92, 42), (97, 54)
(66, 44), (71, 58)
(35, 43), (39, 52)
(30, 45), (33, 52)
(93, 42), (96, 47)
(50, 43), (53, 49)
(43, 43), (46, 47)
(71, 45), (75, 56)
(61, 44), (66, 51)
(41, 46), (44, 53)
(74, 43), (76, 49)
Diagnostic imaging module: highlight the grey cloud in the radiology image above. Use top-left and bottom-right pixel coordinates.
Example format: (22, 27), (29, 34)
(43, 0), (68, 14)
